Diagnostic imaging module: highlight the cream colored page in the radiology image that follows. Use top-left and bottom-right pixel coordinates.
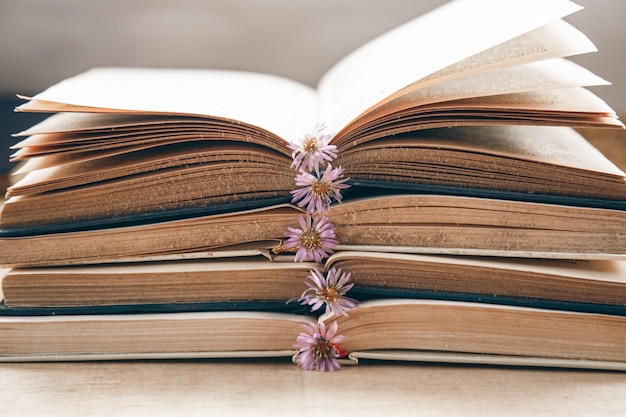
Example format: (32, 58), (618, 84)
(415, 19), (596, 88)
(14, 112), (192, 136)
(401, 125), (624, 175)
(364, 58), (608, 118)
(24, 68), (318, 143)
(341, 19), (602, 133)
(317, 0), (582, 135)
(328, 252), (626, 284)
(454, 87), (619, 114)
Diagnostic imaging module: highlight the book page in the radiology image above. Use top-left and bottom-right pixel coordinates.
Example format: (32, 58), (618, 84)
(327, 251), (626, 284)
(14, 112), (201, 136)
(0, 311), (310, 358)
(412, 19), (597, 90)
(18, 67), (318, 143)
(333, 299), (626, 363)
(367, 125), (625, 176)
(336, 123), (625, 179)
(7, 142), (293, 197)
(358, 58), (608, 120)
(450, 87), (619, 114)
(317, 0), (583, 135)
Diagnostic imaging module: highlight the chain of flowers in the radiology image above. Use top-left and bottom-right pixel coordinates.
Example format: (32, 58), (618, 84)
(278, 124), (358, 372)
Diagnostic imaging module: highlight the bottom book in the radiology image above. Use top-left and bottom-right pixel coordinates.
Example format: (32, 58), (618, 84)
(1, 299), (625, 371)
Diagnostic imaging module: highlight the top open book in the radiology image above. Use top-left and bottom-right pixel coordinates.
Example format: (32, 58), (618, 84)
(2, 0), (625, 233)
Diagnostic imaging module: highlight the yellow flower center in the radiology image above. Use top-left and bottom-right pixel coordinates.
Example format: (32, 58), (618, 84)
(310, 181), (331, 197)
(302, 136), (319, 153)
(313, 337), (334, 360)
(299, 229), (320, 249)
(319, 286), (339, 303)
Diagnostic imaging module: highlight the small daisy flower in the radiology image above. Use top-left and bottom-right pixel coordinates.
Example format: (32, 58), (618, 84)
(293, 320), (345, 371)
(290, 164), (351, 214)
(284, 215), (338, 262)
(299, 268), (358, 317)
(289, 123), (338, 172)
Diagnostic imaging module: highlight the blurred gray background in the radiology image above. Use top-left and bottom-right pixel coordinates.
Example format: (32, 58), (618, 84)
(0, 0), (624, 173)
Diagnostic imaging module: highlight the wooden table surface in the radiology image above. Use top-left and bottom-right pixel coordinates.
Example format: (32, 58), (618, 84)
(2, 359), (626, 416)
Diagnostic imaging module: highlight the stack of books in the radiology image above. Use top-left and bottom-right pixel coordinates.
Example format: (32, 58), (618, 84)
(1, 0), (625, 370)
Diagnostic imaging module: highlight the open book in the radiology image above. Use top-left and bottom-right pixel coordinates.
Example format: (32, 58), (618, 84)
(2, 0), (625, 233)
(1, 252), (625, 316)
(2, 194), (626, 267)
(1, 299), (625, 371)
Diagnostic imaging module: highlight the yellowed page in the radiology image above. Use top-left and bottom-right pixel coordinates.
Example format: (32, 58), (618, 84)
(361, 58), (609, 119)
(317, 0), (583, 135)
(13, 112), (194, 136)
(334, 299), (626, 363)
(451, 87), (619, 115)
(411, 125), (625, 175)
(411, 19), (597, 90)
(0, 311), (311, 358)
(7, 258), (312, 276)
(19, 68), (317, 142)
(327, 251), (626, 284)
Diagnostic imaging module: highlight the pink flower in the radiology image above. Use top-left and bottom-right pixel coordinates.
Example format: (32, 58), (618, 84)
(299, 268), (358, 317)
(290, 164), (351, 214)
(293, 321), (345, 371)
(289, 123), (338, 172)
(284, 215), (338, 262)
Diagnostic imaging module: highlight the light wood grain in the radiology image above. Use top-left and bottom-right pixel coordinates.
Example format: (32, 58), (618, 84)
(1, 360), (625, 416)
